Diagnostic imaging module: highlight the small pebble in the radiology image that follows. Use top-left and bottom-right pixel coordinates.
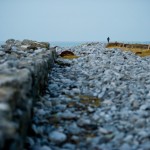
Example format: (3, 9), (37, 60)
(49, 131), (67, 143)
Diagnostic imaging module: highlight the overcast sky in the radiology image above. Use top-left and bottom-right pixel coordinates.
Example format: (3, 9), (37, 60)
(0, 0), (150, 42)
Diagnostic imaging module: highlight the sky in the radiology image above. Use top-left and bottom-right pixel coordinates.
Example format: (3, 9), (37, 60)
(0, 0), (150, 42)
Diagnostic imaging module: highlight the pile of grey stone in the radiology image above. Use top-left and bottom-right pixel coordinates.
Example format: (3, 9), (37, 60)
(26, 42), (150, 150)
(0, 39), (56, 150)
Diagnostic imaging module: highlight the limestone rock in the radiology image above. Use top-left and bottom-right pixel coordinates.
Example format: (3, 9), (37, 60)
(0, 39), (56, 150)
(49, 131), (67, 143)
(6, 39), (15, 45)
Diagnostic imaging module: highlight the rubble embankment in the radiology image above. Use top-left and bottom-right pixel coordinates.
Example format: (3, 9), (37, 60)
(25, 43), (150, 150)
(0, 39), (57, 150)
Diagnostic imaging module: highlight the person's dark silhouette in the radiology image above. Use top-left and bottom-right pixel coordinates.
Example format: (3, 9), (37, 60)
(107, 37), (110, 43)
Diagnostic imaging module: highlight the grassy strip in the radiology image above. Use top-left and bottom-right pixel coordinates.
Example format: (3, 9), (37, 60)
(106, 42), (150, 57)
(61, 55), (79, 59)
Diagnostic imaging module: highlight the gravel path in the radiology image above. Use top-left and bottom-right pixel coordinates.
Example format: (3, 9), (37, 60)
(25, 43), (150, 150)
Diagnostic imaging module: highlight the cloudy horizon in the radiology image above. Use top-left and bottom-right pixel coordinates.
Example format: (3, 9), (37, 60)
(0, 0), (150, 42)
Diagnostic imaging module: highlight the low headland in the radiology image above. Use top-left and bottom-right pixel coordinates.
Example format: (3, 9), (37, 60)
(106, 42), (150, 57)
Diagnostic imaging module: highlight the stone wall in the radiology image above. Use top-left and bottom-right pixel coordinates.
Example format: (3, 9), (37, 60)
(0, 39), (57, 150)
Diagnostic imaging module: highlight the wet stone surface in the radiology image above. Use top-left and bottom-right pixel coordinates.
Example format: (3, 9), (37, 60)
(25, 43), (150, 150)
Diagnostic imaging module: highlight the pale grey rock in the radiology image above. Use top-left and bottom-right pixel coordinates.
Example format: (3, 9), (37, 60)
(71, 88), (81, 94)
(0, 40), (57, 149)
(49, 131), (67, 143)
(98, 127), (110, 134)
(34, 49), (45, 54)
(139, 142), (150, 150)
(22, 39), (32, 45)
(77, 118), (91, 127)
(55, 104), (67, 111)
(6, 39), (15, 45)
(140, 104), (150, 110)
(67, 123), (81, 135)
(123, 135), (133, 143)
(146, 91), (150, 98)
(44, 101), (52, 107)
(0, 38), (56, 149)
(138, 130), (149, 140)
(135, 118), (145, 128)
(14, 40), (22, 46)
(36, 109), (47, 116)
(3, 44), (11, 52)
(87, 106), (95, 113)
(71, 135), (80, 143)
(92, 113), (100, 121)
(11, 46), (18, 51)
(86, 137), (100, 147)
(40, 146), (52, 150)
(59, 110), (77, 120)
(20, 45), (29, 50)
(131, 100), (140, 109)
(0, 103), (10, 111)
(62, 143), (76, 150)
(32, 124), (44, 135)
(120, 143), (131, 150)
(0, 51), (5, 56)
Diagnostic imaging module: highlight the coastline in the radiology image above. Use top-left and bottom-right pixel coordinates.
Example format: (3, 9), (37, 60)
(1, 41), (150, 48)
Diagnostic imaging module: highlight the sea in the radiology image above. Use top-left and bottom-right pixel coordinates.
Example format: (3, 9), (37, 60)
(50, 41), (87, 47)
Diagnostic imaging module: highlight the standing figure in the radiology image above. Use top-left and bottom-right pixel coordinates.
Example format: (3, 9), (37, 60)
(107, 37), (110, 43)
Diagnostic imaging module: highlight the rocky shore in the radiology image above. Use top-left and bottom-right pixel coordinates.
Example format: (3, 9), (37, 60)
(0, 39), (57, 150)
(24, 43), (150, 150)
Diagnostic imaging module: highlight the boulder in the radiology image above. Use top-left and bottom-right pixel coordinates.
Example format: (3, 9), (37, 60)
(27, 42), (49, 50)
(22, 40), (50, 50)
(6, 39), (15, 45)
(2, 39), (50, 51)
(14, 40), (22, 47)
(21, 39), (33, 45)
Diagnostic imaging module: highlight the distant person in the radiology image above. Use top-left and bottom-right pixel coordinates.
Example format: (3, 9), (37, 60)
(107, 37), (110, 43)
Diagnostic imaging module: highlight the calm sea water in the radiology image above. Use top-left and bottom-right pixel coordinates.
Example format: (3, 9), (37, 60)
(50, 41), (85, 47)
